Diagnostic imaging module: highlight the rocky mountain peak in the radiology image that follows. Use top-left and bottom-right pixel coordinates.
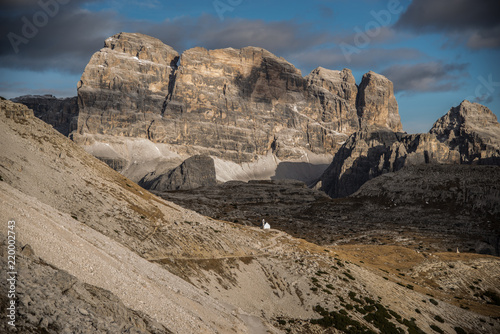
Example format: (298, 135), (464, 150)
(104, 32), (178, 63)
(430, 100), (500, 163)
(76, 32), (179, 139)
(357, 70), (402, 132)
(318, 125), (459, 198)
(307, 67), (355, 83)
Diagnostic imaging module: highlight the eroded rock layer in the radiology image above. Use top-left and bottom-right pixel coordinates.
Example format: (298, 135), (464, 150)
(75, 32), (402, 164)
(140, 155), (217, 191)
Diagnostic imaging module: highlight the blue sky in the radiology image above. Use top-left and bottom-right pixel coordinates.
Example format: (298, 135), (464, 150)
(1, 0), (499, 133)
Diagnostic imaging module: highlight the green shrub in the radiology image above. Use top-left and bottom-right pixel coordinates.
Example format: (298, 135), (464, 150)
(364, 305), (376, 312)
(364, 297), (376, 304)
(430, 324), (444, 333)
(348, 291), (363, 304)
(402, 318), (426, 334)
(311, 304), (376, 334)
(434, 315), (444, 323)
(389, 310), (402, 320)
(429, 299), (439, 305)
(355, 305), (367, 314)
(343, 272), (355, 280)
(454, 327), (467, 334)
(363, 304), (402, 334)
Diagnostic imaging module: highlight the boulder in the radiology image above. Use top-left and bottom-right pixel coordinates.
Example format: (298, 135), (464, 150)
(141, 155), (217, 191)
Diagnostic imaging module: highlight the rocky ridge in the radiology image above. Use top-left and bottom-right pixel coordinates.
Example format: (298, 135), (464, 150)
(9, 33), (500, 200)
(319, 127), (460, 198)
(319, 101), (500, 198)
(11, 94), (78, 136)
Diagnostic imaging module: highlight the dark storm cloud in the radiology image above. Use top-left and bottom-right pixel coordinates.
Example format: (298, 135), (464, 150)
(172, 15), (330, 56)
(0, 0), (98, 15)
(0, 0), (118, 73)
(0, 0), (331, 75)
(395, 0), (500, 49)
(381, 61), (469, 93)
(290, 47), (423, 73)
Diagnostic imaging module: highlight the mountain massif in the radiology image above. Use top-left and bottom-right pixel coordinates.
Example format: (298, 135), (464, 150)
(74, 33), (402, 161)
(13, 32), (500, 196)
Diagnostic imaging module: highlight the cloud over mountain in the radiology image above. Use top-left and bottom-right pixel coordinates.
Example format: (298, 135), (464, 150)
(395, 0), (500, 49)
(381, 61), (469, 93)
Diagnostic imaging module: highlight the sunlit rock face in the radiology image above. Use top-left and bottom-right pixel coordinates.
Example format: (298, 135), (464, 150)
(76, 32), (180, 139)
(356, 71), (402, 132)
(75, 33), (404, 165)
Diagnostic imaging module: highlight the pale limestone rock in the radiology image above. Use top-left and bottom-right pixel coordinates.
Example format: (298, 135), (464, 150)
(357, 71), (402, 132)
(76, 32), (179, 138)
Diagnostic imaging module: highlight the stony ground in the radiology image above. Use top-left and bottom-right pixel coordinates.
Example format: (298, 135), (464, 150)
(157, 164), (500, 256)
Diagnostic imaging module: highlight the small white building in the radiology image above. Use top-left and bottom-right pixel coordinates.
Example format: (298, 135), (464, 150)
(262, 219), (271, 230)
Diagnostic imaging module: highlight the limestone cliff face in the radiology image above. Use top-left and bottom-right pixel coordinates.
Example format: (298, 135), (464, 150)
(319, 127), (459, 198)
(430, 100), (500, 164)
(76, 32), (179, 138)
(159, 47), (360, 161)
(75, 32), (402, 165)
(305, 67), (359, 136)
(357, 71), (402, 132)
(10, 95), (78, 136)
